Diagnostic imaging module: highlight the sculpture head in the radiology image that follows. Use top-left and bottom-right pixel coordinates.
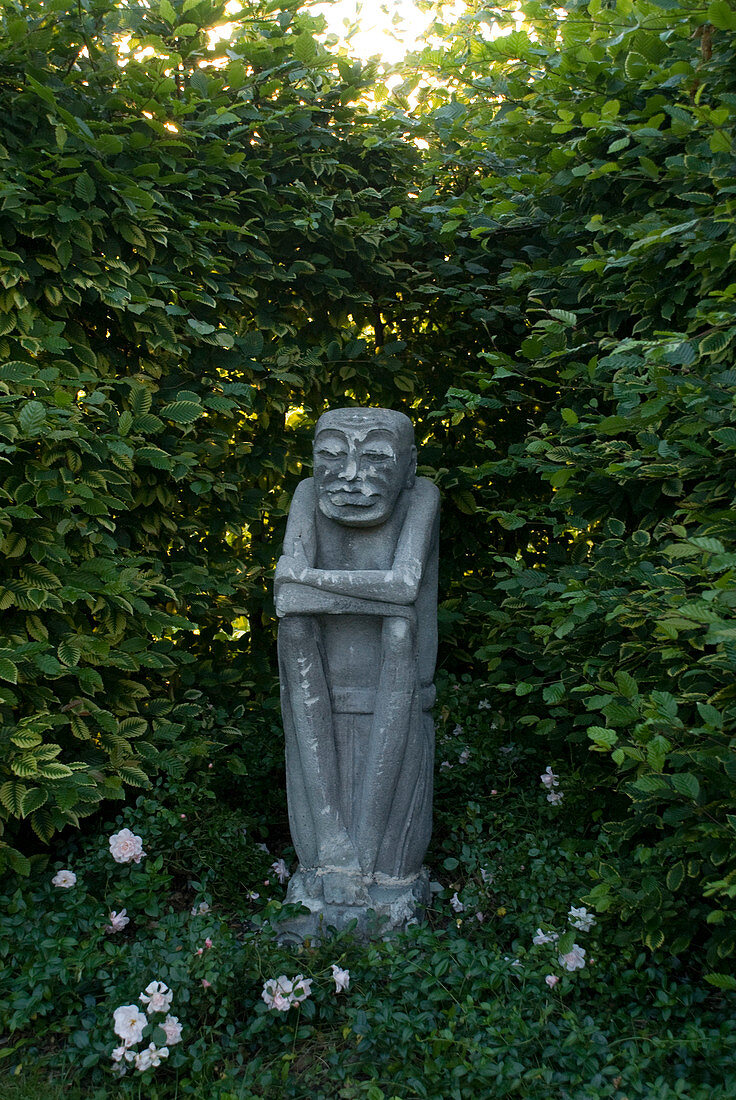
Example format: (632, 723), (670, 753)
(313, 407), (417, 528)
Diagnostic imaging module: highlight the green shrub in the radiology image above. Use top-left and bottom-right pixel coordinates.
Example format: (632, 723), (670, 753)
(405, 0), (736, 966)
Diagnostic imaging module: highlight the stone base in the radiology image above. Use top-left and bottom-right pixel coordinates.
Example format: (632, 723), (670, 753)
(274, 866), (430, 943)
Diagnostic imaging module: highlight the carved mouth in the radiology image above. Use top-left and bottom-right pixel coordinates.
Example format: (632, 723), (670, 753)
(327, 489), (379, 506)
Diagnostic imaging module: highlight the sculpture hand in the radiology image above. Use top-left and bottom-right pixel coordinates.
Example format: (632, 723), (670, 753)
(274, 555), (307, 590)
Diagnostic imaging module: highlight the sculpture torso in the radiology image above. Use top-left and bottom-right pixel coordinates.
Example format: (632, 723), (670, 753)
(313, 483), (438, 703)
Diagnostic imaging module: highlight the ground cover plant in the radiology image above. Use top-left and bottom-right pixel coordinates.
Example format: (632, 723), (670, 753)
(1, 0), (736, 1095)
(2, 680), (736, 1098)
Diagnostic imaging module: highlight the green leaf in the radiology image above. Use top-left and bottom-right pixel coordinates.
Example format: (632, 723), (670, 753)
(136, 445), (171, 468)
(710, 130), (732, 154)
(0, 780), (25, 816)
(187, 318), (216, 335)
(587, 725), (618, 749)
(665, 862), (685, 892)
(543, 682), (565, 704)
(10, 729), (43, 748)
(557, 930), (575, 955)
(240, 331), (264, 357)
(58, 638), (82, 667)
(117, 765), (151, 787)
(293, 33), (317, 63)
(549, 309), (576, 326)
(160, 401), (203, 424)
(631, 774), (668, 793)
(159, 0), (177, 22)
(696, 702), (722, 727)
(74, 172), (96, 202)
(624, 52), (649, 80)
(707, 0), (736, 30)
(18, 401), (46, 436)
(0, 360), (36, 382)
(21, 787), (48, 815)
(128, 384), (152, 417)
(614, 671), (638, 699)
(118, 717), (148, 737)
(699, 330), (733, 355)
(7, 848), (31, 875)
(705, 972), (736, 991)
(712, 427), (736, 447)
(670, 773), (700, 801)
(0, 658), (18, 683)
(645, 928), (665, 951)
(36, 762), (73, 779)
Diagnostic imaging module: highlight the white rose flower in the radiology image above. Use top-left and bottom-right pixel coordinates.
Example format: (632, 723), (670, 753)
(271, 858), (291, 884)
(134, 1047), (154, 1073)
(161, 1015), (183, 1046)
(330, 964), (350, 993)
(109, 828), (145, 865)
(140, 981), (173, 1015)
(113, 1004), (147, 1045)
(290, 975), (312, 1004)
(262, 974), (312, 1010)
(532, 928), (558, 946)
(52, 869), (77, 888)
(568, 906), (596, 932)
(262, 976), (294, 1012)
(540, 766), (559, 789)
(134, 1043), (168, 1071)
(105, 909), (130, 934)
(558, 944), (586, 972)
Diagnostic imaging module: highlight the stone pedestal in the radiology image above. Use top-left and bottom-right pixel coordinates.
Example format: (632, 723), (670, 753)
(276, 867), (430, 943)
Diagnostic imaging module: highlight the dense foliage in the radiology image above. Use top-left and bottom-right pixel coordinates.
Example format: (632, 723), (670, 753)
(388, 0), (736, 970)
(1, 0), (736, 1090)
(0, 0), (443, 866)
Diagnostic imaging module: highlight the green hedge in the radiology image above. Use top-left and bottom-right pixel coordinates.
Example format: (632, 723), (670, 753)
(2, 0), (736, 973)
(404, 0), (736, 965)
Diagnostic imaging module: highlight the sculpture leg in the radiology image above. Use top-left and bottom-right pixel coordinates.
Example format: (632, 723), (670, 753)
(355, 616), (416, 875)
(277, 616), (360, 873)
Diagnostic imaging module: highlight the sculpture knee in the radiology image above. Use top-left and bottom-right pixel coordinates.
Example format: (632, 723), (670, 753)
(382, 615), (414, 657)
(279, 615), (318, 649)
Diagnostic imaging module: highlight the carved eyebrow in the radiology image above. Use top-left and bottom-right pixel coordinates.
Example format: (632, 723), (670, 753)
(314, 431), (348, 451)
(361, 442), (395, 456)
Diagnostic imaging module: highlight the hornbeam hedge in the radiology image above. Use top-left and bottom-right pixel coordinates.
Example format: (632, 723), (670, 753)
(2, 0), (736, 973)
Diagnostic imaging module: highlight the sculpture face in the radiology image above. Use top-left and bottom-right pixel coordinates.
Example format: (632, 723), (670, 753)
(313, 408), (416, 528)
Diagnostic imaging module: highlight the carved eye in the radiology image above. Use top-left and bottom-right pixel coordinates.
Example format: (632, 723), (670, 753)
(316, 447), (347, 460)
(363, 451), (391, 461)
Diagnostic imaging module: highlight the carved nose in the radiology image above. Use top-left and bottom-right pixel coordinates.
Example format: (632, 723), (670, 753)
(338, 454), (358, 481)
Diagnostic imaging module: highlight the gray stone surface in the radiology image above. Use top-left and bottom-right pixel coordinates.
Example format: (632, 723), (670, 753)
(274, 407), (440, 939)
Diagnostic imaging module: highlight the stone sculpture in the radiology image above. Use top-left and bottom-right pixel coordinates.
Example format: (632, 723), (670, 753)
(274, 407), (440, 937)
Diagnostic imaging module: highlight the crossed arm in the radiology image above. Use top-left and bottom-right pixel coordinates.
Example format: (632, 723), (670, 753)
(274, 478), (439, 619)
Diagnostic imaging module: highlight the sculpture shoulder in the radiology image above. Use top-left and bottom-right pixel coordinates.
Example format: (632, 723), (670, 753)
(412, 477), (440, 513)
(289, 478), (316, 511)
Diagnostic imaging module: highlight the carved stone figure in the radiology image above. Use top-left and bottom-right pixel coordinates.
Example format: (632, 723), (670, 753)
(274, 407), (440, 937)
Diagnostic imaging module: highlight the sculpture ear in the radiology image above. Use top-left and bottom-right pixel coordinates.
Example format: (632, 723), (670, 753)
(404, 446), (417, 488)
